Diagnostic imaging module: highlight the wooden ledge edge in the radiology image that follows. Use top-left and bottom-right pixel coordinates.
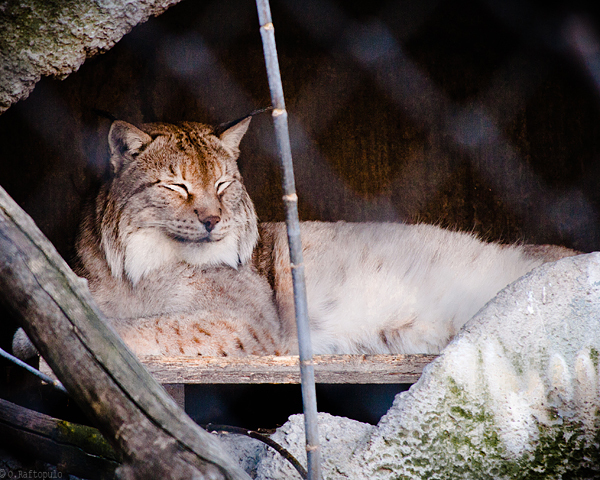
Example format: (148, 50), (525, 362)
(40, 353), (439, 385)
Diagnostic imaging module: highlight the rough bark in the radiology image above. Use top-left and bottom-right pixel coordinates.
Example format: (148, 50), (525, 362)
(0, 184), (250, 480)
(0, 398), (120, 479)
(0, 0), (184, 114)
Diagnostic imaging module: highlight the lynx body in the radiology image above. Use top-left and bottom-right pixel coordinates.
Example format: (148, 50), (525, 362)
(68, 119), (577, 356)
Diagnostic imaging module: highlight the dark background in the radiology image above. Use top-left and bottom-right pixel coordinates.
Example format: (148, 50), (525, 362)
(2, 0), (600, 428)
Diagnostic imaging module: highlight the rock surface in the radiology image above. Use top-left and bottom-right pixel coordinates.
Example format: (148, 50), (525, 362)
(0, 0), (182, 114)
(255, 413), (376, 479)
(254, 253), (600, 479)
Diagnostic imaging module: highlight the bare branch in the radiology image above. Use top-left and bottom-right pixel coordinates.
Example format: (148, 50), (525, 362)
(0, 185), (250, 480)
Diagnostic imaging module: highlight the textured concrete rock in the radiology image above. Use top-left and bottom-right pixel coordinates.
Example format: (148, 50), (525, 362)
(214, 433), (268, 479)
(0, 0), (182, 114)
(255, 413), (376, 479)
(255, 253), (600, 479)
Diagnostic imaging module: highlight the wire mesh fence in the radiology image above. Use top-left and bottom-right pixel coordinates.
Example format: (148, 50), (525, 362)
(4, 0), (599, 257)
(1, 0), (600, 430)
(126, 0), (600, 252)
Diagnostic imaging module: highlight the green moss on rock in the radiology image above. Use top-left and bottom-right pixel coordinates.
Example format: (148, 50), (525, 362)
(0, 0), (183, 113)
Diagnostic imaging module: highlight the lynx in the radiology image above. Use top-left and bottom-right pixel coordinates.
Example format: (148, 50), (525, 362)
(13, 117), (578, 359)
(72, 118), (288, 357)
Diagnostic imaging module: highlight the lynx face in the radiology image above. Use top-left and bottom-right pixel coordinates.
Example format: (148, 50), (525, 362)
(97, 119), (258, 284)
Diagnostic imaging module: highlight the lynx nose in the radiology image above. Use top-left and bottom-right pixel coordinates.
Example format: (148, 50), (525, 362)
(194, 202), (222, 233)
(201, 215), (221, 232)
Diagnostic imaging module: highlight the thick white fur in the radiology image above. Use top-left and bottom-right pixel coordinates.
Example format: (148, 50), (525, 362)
(306, 223), (532, 354)
(261, 221), (576, 354)
(123, 229), (241, 285)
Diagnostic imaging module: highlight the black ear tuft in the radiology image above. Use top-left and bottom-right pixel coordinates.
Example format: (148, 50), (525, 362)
(216, 107), (272, 155)
(92, 108), (118, 122)
(108, 121), (152, 174)
(215, 108), (270, 135)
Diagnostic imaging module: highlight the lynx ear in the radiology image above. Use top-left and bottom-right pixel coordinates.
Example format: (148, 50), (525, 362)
(219, 116), (251, 156)
(108, 120), (152, 174)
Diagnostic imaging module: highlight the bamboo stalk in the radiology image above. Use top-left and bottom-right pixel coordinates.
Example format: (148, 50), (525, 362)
(255, 2), (322, 479)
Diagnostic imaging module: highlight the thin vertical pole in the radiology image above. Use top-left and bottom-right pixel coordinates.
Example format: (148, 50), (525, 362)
(255, 2), (322, 479)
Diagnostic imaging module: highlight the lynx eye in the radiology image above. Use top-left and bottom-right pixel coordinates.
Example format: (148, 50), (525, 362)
(162, 183), (189, 198)
(216, 179), (233, 196)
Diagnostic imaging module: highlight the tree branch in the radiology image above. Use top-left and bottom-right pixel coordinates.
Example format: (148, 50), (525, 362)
(0, 185), (250, 480)
(0, 398), (119, 480)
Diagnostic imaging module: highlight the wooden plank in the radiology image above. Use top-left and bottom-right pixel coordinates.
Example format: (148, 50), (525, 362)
(140, 354), (438, 384)
(41, 354), (437, 384)
(42, 354), (437, 385)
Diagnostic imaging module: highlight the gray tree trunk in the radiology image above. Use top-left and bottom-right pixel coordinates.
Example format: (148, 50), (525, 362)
(0, 184), (250, 480)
